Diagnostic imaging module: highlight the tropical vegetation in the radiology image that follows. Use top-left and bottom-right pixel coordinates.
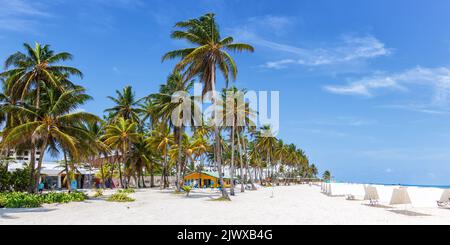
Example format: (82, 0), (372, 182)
(0, 13), (326, 204)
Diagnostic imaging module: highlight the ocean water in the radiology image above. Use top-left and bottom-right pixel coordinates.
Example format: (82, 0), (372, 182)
(335, 181), (450, 189)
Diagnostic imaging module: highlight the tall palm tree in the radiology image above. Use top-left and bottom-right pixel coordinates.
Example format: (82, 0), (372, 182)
(146, 124), (173, 189)
(322, 170), (332, 182)
(105, 86), (142, 123)
(255, 125), (278, 184)
(0, 43), (83, 192)
(148, 71), (197, 191)
(2, 86), (98, 192)
(163, 13), (254, 200)
(102, 117), (140, 188)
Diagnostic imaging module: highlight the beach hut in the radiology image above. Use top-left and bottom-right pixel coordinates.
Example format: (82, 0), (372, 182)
(183, 171), (231, 188)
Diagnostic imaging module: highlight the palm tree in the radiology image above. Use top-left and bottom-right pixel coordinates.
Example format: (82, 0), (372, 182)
(163, 13), (254, 200)
(102, 117), (140, 188)
(255, 125), (278, 184)
(2, 86), (98, 192)
(81, 121), (110, 188)
(146, 124), (173, 189)
(148, 71), (197, 192)
(0, 43), (83, 192)
(105, 86), (142, 123)
(322, 170), (332, 182)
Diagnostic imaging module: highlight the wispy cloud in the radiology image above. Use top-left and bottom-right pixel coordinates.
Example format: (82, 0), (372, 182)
(289, 116), (376, 127)
(324, 66), (450, 105)
(0, 0), (52, 33)
(376, 104), (450, 115)
(260, 35), (391, 69)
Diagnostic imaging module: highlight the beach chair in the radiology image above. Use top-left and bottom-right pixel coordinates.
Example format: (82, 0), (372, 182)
(437, 198), (450, 207)
(346, 194), (355, 200)
(369, 199), (379, 206)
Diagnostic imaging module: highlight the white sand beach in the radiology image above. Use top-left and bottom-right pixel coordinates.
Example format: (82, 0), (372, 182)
(2, 185), (450, 225)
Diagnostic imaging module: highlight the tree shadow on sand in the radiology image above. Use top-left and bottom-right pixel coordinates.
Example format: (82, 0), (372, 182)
(0, 207), (56, 220)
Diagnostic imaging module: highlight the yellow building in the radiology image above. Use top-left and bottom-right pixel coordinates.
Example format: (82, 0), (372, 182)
(183, 171), (231, 188)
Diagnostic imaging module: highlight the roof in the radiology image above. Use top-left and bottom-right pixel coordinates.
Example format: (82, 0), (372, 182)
(7, 161), (97, 176)
(186, 171), (230, 179)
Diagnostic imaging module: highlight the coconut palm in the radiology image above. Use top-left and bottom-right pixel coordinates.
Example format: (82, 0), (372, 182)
(255, 125), (278, 184)
(146, 124), (173, 189)
(0, 43), (83, 192)
(105, 86), (143, 123)
(148, 71), (197, 191)
(102, 117), (140, 188)
(163, 13), (254, 200)
(322, 170), (332, 181)
(2, 86), (98, 192)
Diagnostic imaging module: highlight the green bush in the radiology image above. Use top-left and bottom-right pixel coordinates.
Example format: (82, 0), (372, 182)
(0, 191), (88, 208)
(117, 188), (135, 194)
(40, 192), (88, 204)
(0, 164), (30, 192)
(107, 193), (135, 202)
(0, 192), (41, 208)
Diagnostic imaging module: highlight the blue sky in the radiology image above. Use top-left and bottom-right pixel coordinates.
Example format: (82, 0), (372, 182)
(1, 0), (450, 185)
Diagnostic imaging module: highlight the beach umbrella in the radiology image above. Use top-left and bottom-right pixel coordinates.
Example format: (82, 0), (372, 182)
(364, 186), (379, 201)
(389, 187), (411, 210)
(389, 187), (411, 205)
(439, 189), (450, 203)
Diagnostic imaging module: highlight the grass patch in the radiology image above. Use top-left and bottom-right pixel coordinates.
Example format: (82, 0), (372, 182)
(107, 193), (135, 202)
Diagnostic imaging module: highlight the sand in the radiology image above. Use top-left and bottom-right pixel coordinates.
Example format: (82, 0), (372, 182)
(1, 185), (450, 225)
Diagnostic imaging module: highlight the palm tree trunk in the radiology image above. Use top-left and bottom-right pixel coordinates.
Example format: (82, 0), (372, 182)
(150, 162), (155, 188)
(63, 151), (71, 192)
(211, 73), (230, 200)
(160, 148), (167, 189)
(28, 147), (36, 193)
(175, 126), (183, 192)
(34, 138), (48, 193)
(236, 132), (245, 192)
(116, 150), (124, 188)
(229, 125), (235, 196)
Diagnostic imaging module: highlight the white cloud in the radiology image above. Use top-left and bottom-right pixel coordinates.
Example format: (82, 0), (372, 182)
(324, 66), (450, 104)
(0, 0), (51, 32)
(260, 35), (391, 69)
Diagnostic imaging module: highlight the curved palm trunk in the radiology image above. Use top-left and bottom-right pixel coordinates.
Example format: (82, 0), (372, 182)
(229, 125), (235, 196)
(210, 66), (230, 200)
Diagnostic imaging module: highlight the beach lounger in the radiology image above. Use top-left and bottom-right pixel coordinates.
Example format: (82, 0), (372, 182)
(437, 198), (450, 207)
(369, 199), (379, 206)
(346, 194), (355, 200)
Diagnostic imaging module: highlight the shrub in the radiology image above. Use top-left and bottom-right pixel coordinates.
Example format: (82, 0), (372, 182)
(0, 191), (88, 208)
(0, 192), (41, 208)
(0, 164), (30, 192)
(40, 192), (88, 204)
(107, 193), (135, 202)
